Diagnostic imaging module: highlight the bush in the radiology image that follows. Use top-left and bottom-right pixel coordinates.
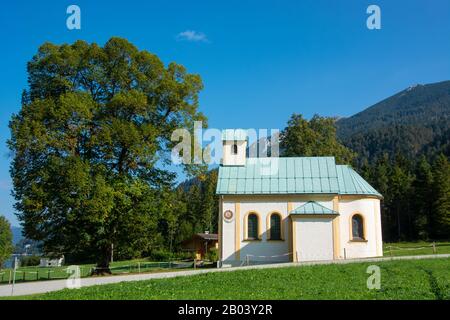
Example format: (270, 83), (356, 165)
(205, 248), (218, 262)
(21, 255), (41, 267)
(148, 249), (195, 261)
(175, 251), (196, 260)
(148, 249), (174, 261)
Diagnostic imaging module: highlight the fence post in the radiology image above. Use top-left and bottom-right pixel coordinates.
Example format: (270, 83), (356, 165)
(343, 248), (347, 260)
(194, 259), (196, 269)
(432, 242), (436, 254)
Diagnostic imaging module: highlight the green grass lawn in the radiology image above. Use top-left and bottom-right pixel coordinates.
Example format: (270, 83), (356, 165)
(7, 257), (450, 300)
(383, 241), (450, 256)
(0, 258), (193, 284)
(1, 241), (448, 285)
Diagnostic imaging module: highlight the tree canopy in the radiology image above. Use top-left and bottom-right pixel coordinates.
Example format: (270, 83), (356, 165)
(0, 216), (13, 267)
(9, 38), (206, 270)
(432, 154), (450, 238)
(280, 114), (355, 164)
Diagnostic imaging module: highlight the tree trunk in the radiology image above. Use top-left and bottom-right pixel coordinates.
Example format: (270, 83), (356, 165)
(92, 246), (112, 275)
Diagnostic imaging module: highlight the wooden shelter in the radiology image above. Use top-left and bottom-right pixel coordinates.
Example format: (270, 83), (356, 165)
(181, 233), (218, 260)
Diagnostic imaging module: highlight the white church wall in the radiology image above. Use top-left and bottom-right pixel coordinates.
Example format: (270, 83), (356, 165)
(219, 195), (383, 266)
(239, 199), (290, 263)
(293, 217), (334, 261)
(374, 199), (383, 256)
(221, 200), (237, 263)
(338, 198), (382, 259)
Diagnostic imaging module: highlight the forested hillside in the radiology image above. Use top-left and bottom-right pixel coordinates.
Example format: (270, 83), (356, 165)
(337, 81), (450, 165)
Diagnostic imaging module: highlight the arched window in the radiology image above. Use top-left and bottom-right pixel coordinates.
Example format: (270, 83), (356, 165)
(269, 214), (282, 240)
(247, 213), (259, 240)
(232, 143), (238, 155)
(351, 214), (365, 240)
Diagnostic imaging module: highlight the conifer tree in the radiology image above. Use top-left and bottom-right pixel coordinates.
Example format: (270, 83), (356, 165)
(412, 156), (434, 239)
(432, 154), (450, 238)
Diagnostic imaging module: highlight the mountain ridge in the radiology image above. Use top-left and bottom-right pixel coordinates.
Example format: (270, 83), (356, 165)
(336, 80), (450, 164)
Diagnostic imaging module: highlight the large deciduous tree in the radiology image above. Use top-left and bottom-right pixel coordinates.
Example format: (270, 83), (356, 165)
(9, 38), (205, 272)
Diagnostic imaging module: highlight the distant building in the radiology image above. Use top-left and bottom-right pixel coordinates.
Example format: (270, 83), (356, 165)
(39, 257), (64, 267)
(181, 233), (218, 260)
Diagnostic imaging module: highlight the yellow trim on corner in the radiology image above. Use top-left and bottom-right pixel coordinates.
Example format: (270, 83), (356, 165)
(332, 196), (340, 259)
(287, 202), (293, 213)
(287, 202), (293, 261)
(235, 202), (240, 260)
(291, 216), (297, 262)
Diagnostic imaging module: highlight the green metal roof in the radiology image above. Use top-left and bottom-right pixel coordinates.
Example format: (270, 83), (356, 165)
(290, 201), (339, 215)
(216, 157), (382, 198)
(221, 129), (248, 141)
(336, 165), (382, 198)
(217, 157), (339, 194)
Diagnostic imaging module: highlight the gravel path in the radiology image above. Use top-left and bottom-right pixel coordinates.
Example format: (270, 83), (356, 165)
(1, 254), (449, 297)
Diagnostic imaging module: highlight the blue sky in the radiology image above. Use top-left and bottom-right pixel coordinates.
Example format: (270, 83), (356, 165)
(0, 0), (449, 226)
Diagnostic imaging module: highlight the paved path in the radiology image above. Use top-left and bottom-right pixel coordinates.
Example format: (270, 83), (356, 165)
(1, 254), (449, 297)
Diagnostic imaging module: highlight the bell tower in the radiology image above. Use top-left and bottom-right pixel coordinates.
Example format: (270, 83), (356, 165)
(222, 129), (247, 166)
